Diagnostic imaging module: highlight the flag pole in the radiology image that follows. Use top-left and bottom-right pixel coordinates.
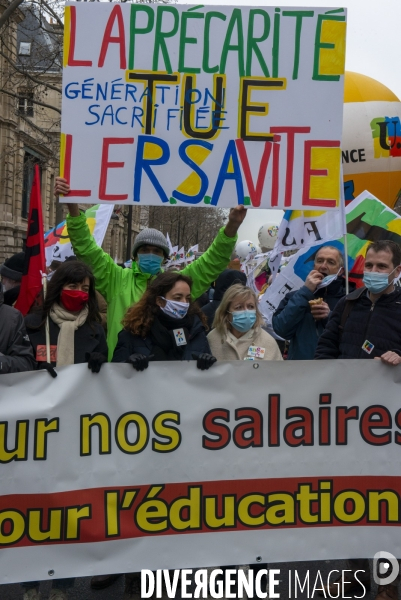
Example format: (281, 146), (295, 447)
(340, 166), (349, 295)
(42, 274), (51, 363)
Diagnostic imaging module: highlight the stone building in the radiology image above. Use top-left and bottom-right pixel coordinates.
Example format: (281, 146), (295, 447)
(0, 0), (140, 265)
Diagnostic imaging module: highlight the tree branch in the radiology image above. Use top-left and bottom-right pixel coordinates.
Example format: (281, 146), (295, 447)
(19, 111), (53, 140)
(31, 0), (64, 28)
(0, 49), (62, 93)
(0, 87), (61, 114)
(0, 0), (24, 30)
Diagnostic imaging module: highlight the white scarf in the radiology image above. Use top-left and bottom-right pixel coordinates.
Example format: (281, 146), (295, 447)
(49, 302), (89, 367)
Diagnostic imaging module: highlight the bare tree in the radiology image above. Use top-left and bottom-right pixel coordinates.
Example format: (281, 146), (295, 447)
(144, 206), (227, 251)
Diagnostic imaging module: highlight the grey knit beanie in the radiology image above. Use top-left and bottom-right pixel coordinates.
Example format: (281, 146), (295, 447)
(132, 228), (170, 258)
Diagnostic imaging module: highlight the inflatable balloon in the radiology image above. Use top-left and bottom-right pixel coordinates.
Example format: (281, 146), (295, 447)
(234, 240), (260, 261)
(342, 71), (401, 208)
(258, 223), (279, 251)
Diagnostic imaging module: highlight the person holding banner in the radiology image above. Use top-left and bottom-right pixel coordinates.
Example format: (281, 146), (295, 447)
(201, 269), (247, 329)
(208, 284), (282, 362)
(207, 283), (281, 595)
(315, 240), (401, 600)
(113, 271), (215, 371)
(54, 177), (246, 361)
(111, 271), (214, 599)
(272, 246), (348, 360)
(25, 261), (108, 373)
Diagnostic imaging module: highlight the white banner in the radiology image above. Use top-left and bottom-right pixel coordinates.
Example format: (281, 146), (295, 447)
(61, 4), (346, 209)
(1, 361), (401, 584)
(270, 208), (344, 258)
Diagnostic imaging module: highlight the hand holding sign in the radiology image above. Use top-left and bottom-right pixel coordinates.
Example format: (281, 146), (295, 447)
(225, 206), (248, 238)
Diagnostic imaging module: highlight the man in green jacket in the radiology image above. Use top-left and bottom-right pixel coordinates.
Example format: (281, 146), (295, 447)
(55, 177), (247, 360)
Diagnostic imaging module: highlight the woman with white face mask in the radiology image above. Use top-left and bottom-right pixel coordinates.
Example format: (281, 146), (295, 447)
(208, 284), (283, 362)
(112, 272), (216, 370)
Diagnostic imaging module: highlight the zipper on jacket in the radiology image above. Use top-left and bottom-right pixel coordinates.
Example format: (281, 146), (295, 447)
(359, 301), (375, 357)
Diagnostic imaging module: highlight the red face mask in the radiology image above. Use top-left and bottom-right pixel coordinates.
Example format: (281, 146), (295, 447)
(60, 289), (89, 312)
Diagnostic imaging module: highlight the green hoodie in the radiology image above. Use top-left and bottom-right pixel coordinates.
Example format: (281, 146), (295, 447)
(66, 211), (237, 360)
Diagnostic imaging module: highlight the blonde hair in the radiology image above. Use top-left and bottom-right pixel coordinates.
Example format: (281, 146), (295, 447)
(212, 284), (264, 336)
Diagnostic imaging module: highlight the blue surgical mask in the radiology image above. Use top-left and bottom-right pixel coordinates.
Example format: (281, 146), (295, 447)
(315, 268), (343, 291)
(363, 269), (396, 294)
(230, 310), (257, 333)
(137, 253), (163, 275)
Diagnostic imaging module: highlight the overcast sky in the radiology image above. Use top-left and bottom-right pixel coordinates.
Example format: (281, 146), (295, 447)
(194, 0), (401, 242)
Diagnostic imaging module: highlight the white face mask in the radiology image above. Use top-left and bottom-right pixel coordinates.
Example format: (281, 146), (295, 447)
(160, 297), (190, 319)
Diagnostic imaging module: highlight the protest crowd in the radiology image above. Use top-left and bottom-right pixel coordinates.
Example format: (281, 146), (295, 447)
(0, 173), (400, 600)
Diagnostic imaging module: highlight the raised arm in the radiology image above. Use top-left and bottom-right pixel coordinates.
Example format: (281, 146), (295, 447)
(54, 178), (123, 302)
(183, 206), (247, 300)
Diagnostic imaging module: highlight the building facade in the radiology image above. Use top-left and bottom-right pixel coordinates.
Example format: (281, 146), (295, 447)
(0, 1), (140, 265)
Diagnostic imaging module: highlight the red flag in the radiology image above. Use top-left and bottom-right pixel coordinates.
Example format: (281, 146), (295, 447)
(15, 165), (46, 315)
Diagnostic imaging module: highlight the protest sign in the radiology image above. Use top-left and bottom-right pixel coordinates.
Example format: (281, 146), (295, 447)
(260, 190), (401, 324)
(0, 361), (400, 584)
(61, 4), (346, 209)
(44, 204), (114, 266)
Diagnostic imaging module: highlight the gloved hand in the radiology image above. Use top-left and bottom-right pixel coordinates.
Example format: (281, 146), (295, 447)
(128, 353), (152, 371)
(86, 352), (108, 373)
(38, 361), (57, 378)
(192, 353), (217, 371)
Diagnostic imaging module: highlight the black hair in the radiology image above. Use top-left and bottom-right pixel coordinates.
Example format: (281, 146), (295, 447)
(40, 261), (101, 326)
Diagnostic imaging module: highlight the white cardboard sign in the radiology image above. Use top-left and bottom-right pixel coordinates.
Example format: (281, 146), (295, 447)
(61, 4), (346, 209)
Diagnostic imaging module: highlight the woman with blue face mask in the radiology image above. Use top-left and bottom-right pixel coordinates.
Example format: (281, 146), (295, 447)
(207, 284), (282, 596)
(112, 272), (216, 371)
(207, 284), (282, 362)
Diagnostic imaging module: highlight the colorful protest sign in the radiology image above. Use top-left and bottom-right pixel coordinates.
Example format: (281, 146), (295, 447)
(260, 190), (401, 323)
(44, 204), (114, 266)
(0, 361), (401, 584)
(61, 4), (346, 209)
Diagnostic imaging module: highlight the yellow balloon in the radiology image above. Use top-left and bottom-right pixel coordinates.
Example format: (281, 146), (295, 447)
(342, 71), (401, 208)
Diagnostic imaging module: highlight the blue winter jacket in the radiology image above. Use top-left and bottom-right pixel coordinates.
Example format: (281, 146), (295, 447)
(272, 278), (350, 360)
(112, 315), (211, 363)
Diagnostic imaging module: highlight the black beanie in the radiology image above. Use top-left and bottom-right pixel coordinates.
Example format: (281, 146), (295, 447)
(0, 252), (25, 281)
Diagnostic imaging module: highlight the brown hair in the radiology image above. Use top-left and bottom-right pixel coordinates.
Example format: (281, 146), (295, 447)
(122, 271), (208, 337)
(366, 240), (401, 267)
(212, 284), (264, 336)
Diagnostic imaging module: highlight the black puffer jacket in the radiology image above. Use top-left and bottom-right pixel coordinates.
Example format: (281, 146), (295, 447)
(315, 287), (401, 359)
(25, 312), (108, 366)
(0, 290), (36, 373)
(113, 314), (210, 363)
(202, 269), (247, 329)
